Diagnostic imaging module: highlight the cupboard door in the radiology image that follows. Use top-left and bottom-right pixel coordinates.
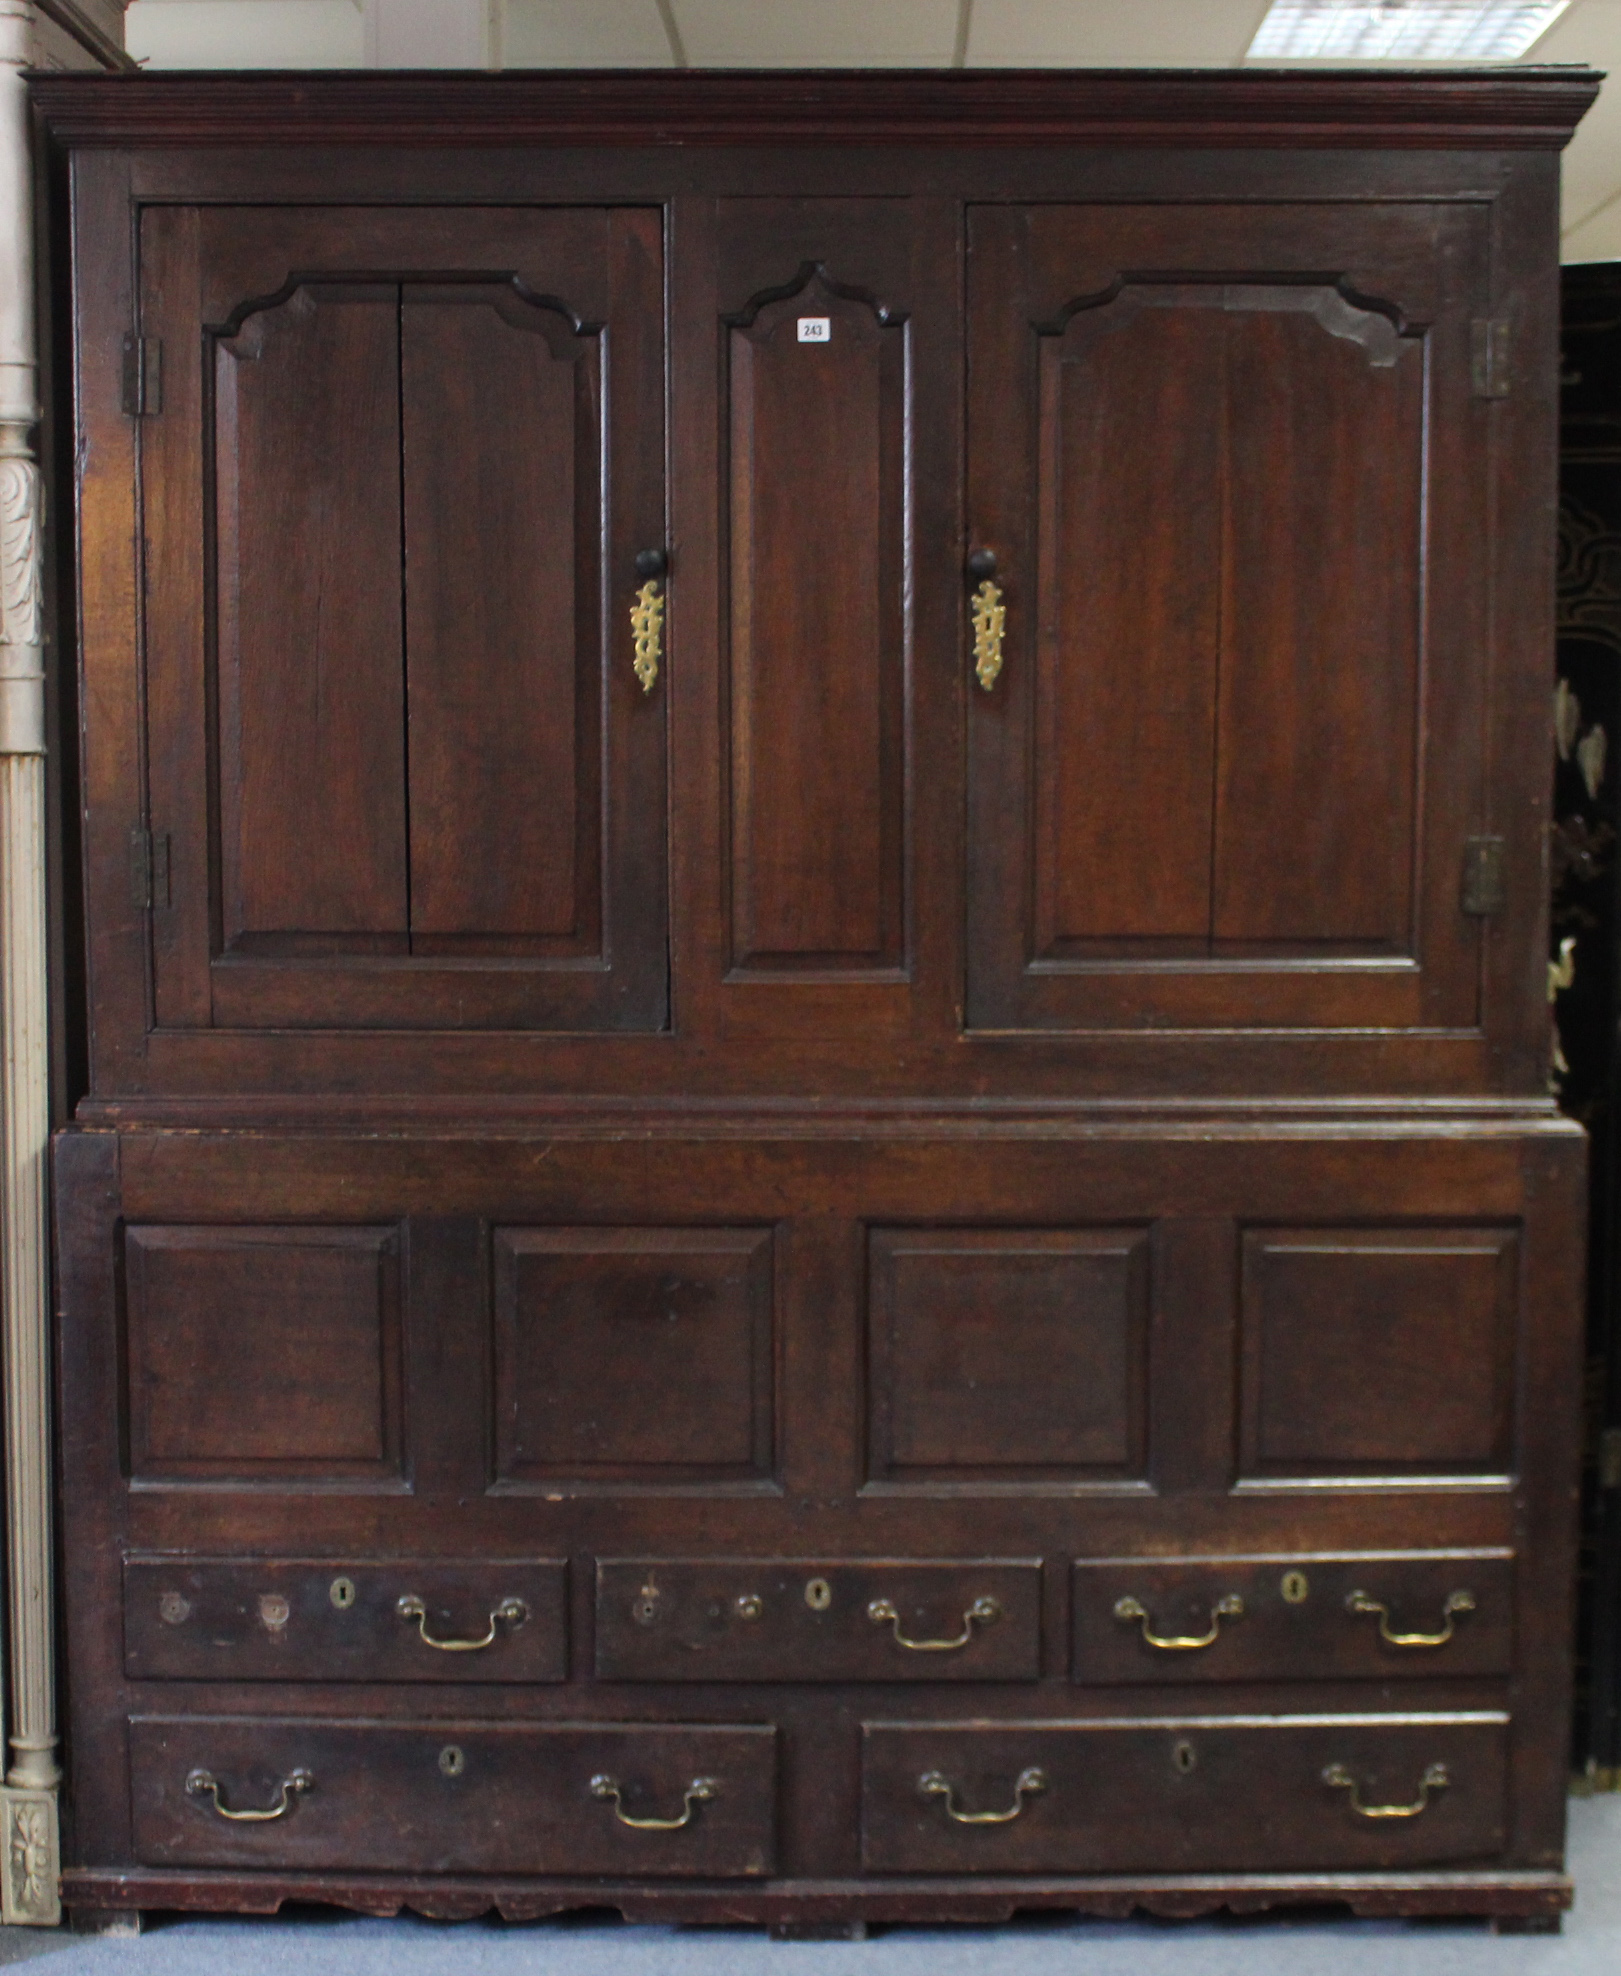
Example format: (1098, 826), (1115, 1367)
(966, 205), (1490, 1032)
(140, 206), (667, 1032)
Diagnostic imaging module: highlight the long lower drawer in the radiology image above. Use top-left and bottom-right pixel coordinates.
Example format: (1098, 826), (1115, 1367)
(861, 1714), (1507, 1874)
(130, 1717), (776, 1876)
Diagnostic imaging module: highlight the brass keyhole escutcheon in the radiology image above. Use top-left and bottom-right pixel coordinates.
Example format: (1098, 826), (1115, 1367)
(1172, 1740), (1197, 1775)
(438, 1745), (465, 1778)
(158, 1591), (191, 1627)
(1281, 1570), (1310, 1605)
(328, 1577), (356, 1610)
(735, 1594), (764, 1622)
(804, 1578), (833, 1611)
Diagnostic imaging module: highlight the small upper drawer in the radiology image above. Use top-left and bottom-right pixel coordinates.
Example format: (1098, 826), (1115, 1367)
(1073, 1553), (1512, 1684)
(130, 1716), (777, 1876)
(596, 1559), (1041, 1681)
(862, 1713), (1508, 1874)
(124, 1558), (568, 1683)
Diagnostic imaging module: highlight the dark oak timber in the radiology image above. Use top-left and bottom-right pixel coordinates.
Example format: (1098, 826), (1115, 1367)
(37, 69), (1594, 1930)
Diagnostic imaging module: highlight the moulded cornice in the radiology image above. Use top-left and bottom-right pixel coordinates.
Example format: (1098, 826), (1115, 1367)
(27, 66), (1605, 152)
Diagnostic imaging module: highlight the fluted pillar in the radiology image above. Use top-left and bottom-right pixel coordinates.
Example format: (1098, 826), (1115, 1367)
(0, 0), (58, 1926)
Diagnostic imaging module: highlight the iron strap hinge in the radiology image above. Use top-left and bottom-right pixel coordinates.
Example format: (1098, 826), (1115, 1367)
(128, 827), (171, 912)
(1471, 320), (1511, 400)
(1460, 835), (1506, 917)
(121, 335), (163, 417)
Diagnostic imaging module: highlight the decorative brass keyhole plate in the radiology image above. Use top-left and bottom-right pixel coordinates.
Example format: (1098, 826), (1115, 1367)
(1281, 1570), (1310, 1605)
(328, 1577), (356, 1610)
(804, 1578), (833, 1611)
(438, 1745), (466, 1778)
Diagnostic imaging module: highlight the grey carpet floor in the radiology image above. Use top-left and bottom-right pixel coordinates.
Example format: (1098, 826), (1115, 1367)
(1, 1795), (1617, 1973)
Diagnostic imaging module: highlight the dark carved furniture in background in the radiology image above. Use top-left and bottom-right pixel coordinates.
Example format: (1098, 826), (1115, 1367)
(33, 69), (1597, 1929)
(1556, 263), (1621, 1787)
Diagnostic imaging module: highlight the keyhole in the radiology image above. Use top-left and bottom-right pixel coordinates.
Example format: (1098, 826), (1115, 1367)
(329, 1577), (356, 1610)
(804, 1578), (833, 1612)
(1173, 1740), (1197, 1775)
(1281, 1570), (1310, 1605)
(438, 1745), (465, 1778)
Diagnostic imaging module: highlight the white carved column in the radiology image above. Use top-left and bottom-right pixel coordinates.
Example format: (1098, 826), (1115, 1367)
(0, 0), (60, 1927)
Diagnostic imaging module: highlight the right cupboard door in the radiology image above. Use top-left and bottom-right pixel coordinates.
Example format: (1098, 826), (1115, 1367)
(965, 204), (1492, 1032)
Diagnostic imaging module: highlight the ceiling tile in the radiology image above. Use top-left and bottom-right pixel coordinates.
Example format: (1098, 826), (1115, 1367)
(502, 0), (674, 65)
(966, 0), (1267, 65)
(675, 0), (959, 67)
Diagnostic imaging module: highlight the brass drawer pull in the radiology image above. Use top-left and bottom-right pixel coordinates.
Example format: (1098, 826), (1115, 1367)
(395, 1593), (529, 1652)
(919, 1766), (1046, 1825)
(186, 1767), (313, 1822)
(867, 1594), (1001, 1652)
(590, 1773), (717, 1831)
(1113, 1592), (1243, 1651)
(1345, 1588), (1475, 1649)
(1323, 1761), (1449, 1820)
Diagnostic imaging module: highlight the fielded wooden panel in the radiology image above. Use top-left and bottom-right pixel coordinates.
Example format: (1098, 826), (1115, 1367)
(491, 1226), (777, 1486)
(726, 271), (904, 972)
(400, 289), (600, 953)
(965, 202), (1488, 1030)
(139, 205), (668, 1032)
(1239, 1227), (1520, 1479)
(122, 1224), (404, 1482)
(213, 281), (408, 954)
(867, 1228), (1150, 1483)
(704, 198), (958, 1042)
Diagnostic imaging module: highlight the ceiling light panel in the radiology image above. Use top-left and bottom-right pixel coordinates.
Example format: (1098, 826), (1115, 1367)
(1248, 0), (1571, 60)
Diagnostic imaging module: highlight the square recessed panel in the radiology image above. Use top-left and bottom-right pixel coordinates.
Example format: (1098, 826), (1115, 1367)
(1240, 1226), (1519, 1477)
(867, 1227), (1149, 1482)
(492, 1227), (776, 1484)
(124, 1225), (403, 1481)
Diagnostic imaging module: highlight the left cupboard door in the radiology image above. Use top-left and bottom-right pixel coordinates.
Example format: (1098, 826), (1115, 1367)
(137, 206), (668, 1032)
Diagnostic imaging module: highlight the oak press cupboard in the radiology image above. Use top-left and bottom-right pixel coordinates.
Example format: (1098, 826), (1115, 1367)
(32, 68), (1598, 1930)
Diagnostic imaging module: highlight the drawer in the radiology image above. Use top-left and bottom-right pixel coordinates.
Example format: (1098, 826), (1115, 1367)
(129, 1717), (777, 1875)
(596, 1559), (1041, 1681)
(1073, 1552), (1512, 1683)
(124, 1559), (568, 1683)
(861, 1713), (1507, 1874)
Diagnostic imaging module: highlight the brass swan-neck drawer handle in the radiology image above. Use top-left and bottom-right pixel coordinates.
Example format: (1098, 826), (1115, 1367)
(186, 1767), (313, 1822)
(867, 1594), (1002, 1652)
(1323, 1761), (1450, 1820)
(630, 547), (667, 694)
(590, 1774), (717, 1831)
(967, 548), (1005, 691)
(1344, 1588), (1475, 1648)
(395, 1593), (529, 1652)
(919, 1767), (1047, 1825)
(1113, 1592), (1244, 1651)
